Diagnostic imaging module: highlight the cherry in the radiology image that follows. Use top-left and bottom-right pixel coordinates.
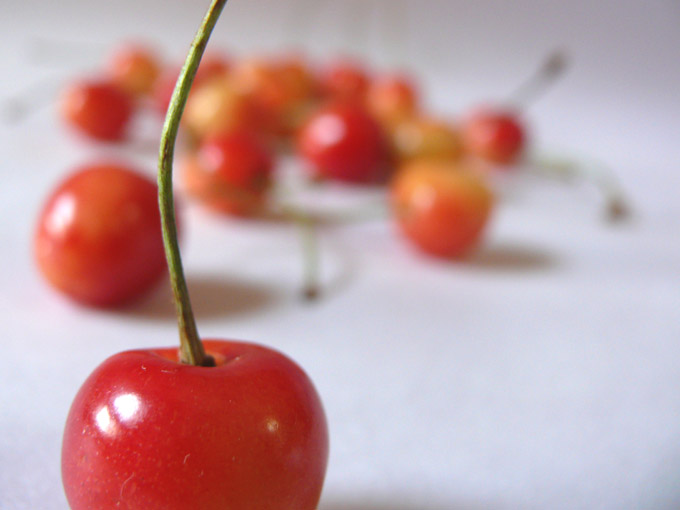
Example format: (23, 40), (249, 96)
(320, 58), (369, 102)
(366, 73), (418, 126)
(61, 3), (329, 507)
(108, 43), (161, 97)
(461, 52), (567, 167)
(34, 163), (167, 306)
(183, 76), (261, 142)
(182, 130), (274, 216)
(59, 79), (133, 141)
(298, 101), (390, 184)
(462, 108), (526, 166)
(62, 340), (329, 510)
(391, 159), (494, 257)
(391, 116), (464, 163)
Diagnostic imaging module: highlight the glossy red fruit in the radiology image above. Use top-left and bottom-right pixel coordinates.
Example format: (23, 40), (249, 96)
(462, 108), (526, 166)
(62, 339), (329, 510)
(182, 130), (274, 216)
(298, 102), (389, 184)
(391, 160), (494, 257)
(34, 163), (167, 306)
(60, 80), (133, 141)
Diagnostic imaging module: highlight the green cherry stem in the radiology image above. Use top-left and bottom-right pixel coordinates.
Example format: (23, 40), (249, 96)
(158, 0), (229, 366)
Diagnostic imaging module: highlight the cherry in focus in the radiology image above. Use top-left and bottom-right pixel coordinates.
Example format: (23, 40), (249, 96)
(391, 160), (494, 258)
(298, 101), (390, 184)
(60, 79), (133, 141)
(35, 163), (167, 306)
(62, 340), (329, 510)
(182, 130), (274, 216)
(462, 108), (526, 166)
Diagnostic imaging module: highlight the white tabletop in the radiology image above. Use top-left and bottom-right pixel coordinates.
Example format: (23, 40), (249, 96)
(2, 1), (679, 509)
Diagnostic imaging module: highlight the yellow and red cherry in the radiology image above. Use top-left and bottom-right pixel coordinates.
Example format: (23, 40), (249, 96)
(34, 163), (168, 306)
(391, 116), (464, 163)
(391, 159), (494, 258)
(107, 43), (161, 97)
(462, 108), (526, 166)
(320, 58), (369, 103)
(297, 101), (390, 184)
(182, 130), (274, 216)
(366, 73), (419, 126)
(183, 76), (261, 142)
(59, 79), (133, 141)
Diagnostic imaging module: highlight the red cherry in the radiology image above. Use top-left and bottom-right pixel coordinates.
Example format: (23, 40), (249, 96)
(298, 102), (390, 184)
(34, 163), (167, 306)
(391, 160), (494, 257)
(462, 108), (526, 166)
(62, 339), (329, 510)
(108, 43), (161, 97)
(320, 58), (369, 102)
(182, 130), (274, 216)
(60, 79), (133, 141)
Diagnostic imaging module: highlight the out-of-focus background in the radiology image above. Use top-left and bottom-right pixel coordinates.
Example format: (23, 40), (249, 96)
(1, 1), (679, 509)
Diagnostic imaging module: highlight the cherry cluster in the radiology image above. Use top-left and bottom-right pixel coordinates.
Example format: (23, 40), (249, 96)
(38, 42), (537, 308)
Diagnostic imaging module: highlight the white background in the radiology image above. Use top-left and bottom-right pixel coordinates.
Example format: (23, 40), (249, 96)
(1, 1), (679, 509)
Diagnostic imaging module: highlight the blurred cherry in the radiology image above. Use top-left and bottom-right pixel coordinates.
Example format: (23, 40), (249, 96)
(298, 101), (390, 184)
(60, 79), (133, 141)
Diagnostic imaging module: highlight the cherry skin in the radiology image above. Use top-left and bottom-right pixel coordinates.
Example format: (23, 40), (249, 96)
(366, 73), (418, 126)
(182, 130), (274, 216)
(34, 163), (168, 306)
(60, 79), (133, 141)
(232, 55), (319, 137)
(462, 108), (526, 166)
(391, 160), (494, 258)
(183, 76), (262, 142)
(108, 43), (161, 97)
(297, 101), (390, 184)
(390, 116), (463, 163)
(320, 58), (369, 103)
(62, 340), (329, 510)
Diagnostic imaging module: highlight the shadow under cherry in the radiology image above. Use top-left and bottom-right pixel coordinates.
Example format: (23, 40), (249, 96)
(467, 242), (558, 272)
(122, 274), (280, 321)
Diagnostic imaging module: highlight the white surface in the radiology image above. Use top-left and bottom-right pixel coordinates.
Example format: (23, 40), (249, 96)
(1, 1), (680, 509)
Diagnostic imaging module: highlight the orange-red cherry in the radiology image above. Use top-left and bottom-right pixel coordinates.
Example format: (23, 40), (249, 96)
(60, 79), (133, 141)
(182, 130), (274, 216)
(34, 163), (167, 306)
(108, 44), (161, 97)
(391, 160), (494, 257)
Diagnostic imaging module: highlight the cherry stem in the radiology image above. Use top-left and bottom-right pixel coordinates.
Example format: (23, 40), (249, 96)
(531, 156), (631, 222)
(508, 50), (568, 111)
(158, 0), (229, 366)
(298, 213), (321, 301)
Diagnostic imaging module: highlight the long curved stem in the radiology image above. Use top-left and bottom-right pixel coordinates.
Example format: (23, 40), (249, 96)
(158, 0), (229, 366)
